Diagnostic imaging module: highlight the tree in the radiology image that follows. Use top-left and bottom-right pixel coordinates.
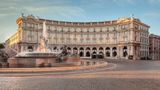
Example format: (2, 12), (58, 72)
(0, 43), (5, 49)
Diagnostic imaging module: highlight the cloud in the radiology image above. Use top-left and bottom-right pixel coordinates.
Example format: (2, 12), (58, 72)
(80, 0), (137, 6)
(90, 0), (136, 3)
(144, 12), (160, 18)
(148, 0), (160, 4)
(113, 0), (136, 4)
(0, 0), (87, 42)
(22, 6), (86, 18)
(0, 0), (86, 18)
(112, 0), (160, 4)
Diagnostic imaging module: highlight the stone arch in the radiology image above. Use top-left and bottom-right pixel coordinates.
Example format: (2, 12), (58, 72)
(79, 51), (84, 57)
(92, 47), (97, 53)
(123, 46), (128, 57)
(113, 51), (117, 57)
(73, 47), (78, 54)
(67, 47), (71, 53)
(53, 47), (57, 50)
(112, 47), (117, 50)
(60, 47), (63, 50)
(79, 47), (84, 50)
(112, 47), (117, 57)
(92, 47), (97, 50)
(106, 51), (110, 57)
(86, 51), (91, 57)
(79, 47), (84, 57)
(73, 47), (78, 50)
(86, 47), (90, 51)
(28, 46), (33, 52)
(67, 47), (71, 50)
(99, 47), (103, 50)
(106, 47), (110, 50)
(106, 47), (110, 57)
(53, 47), (57, 52)
(98, 52), (104, 59)
(91, 52), (97, 59)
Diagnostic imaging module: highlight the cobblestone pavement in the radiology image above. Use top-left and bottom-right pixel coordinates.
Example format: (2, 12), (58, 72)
(0, 60), (160, 90)
(0, 77), (160, 90)
(106, 59), (160, 71)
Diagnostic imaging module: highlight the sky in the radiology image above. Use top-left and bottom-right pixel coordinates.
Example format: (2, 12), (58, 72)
(0, 0), (160, 43)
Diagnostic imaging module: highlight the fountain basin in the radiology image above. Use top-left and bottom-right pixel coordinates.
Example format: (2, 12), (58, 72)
(8, 52), (82, 68)
(8, 57), (57, 68)
(15, 52), (59, 58)
(1, 60), (108, 73)
(8, 52), (60, 68)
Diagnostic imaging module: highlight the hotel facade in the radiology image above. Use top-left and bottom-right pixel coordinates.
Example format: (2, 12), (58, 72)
(149, 34), (160, 60)
(5, 15), (150, 60)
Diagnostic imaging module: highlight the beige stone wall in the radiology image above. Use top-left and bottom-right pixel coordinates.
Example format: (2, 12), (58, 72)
(6, 16), (150, 60)
(149, 34), (160, 60)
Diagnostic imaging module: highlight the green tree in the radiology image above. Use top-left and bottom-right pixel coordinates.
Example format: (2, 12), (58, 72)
(0, 43), (5, 49)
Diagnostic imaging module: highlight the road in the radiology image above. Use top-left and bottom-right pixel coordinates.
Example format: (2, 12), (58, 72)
(0, 59), (160, 90)
(107, 59), (160, 71)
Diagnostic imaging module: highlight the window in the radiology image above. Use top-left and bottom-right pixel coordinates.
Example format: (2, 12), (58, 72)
(93, 29), (96, 32)
(107, 27), (109, 31)
(122, 25), (125, 29)
(23, 23), (26, 29)
(113, 27), (116, 30)
(61, 29), (63, 32)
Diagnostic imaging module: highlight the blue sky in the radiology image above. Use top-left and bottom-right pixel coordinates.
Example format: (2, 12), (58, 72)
(0, 0), (160, 42)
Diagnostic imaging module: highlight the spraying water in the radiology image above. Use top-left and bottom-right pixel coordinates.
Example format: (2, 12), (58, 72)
(37, 21), (49, 52)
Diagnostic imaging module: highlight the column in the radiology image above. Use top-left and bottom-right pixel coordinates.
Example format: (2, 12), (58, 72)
(84, 49), (86, 57)
(77, 48), (80, 56)
(110, 48), (113, 59)
(130, 30), (135, 42)
(20, 45), (23, 52)
(119, 46), (123, 59)
(71, 47), (74, 54)
(117, 46), (120, 59)
(103, 47), (105, 58)
(130, 45), (135, 60)
(91, 48), (93, 58)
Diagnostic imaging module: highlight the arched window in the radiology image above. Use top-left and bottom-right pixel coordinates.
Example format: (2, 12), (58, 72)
(28, 46), (33, 52)
(86, 52), (90, 57)
(79, 47), (84, 50)
(79, 52), (84, 57)
(112, 47), (117, 57)
(92, 52), (97, 59)
(86, 47), (90, 51)
(112, 51), (117, 57)
(106, 51), (110, 57)
(99, 47), (103, 50)
(67, 47), (71, 50)
(54, 47), (57, 50)
(106, 47), (110, 50)
(98, 52), (104, 59)
(123, 46), (128, 57)
(73, 47), (78, 50)
(92, 47), (97, 50)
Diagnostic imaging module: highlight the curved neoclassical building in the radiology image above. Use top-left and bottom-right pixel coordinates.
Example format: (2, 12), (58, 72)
(6, 15), (150, 60)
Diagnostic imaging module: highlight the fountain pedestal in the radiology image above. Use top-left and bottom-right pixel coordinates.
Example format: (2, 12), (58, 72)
(8, 57), (57, 68)
(8, 21), (82, 68)
(36, 58), (56, 67)
(66, 56), (81, 65)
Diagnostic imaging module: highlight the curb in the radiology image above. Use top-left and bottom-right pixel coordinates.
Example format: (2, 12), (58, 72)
(0, 62), (108, 73)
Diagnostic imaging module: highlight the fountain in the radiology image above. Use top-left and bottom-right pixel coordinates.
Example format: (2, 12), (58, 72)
(7, 21), (107, 69)
(15, 21), (60, 58)
(8, 22), (80, 67)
